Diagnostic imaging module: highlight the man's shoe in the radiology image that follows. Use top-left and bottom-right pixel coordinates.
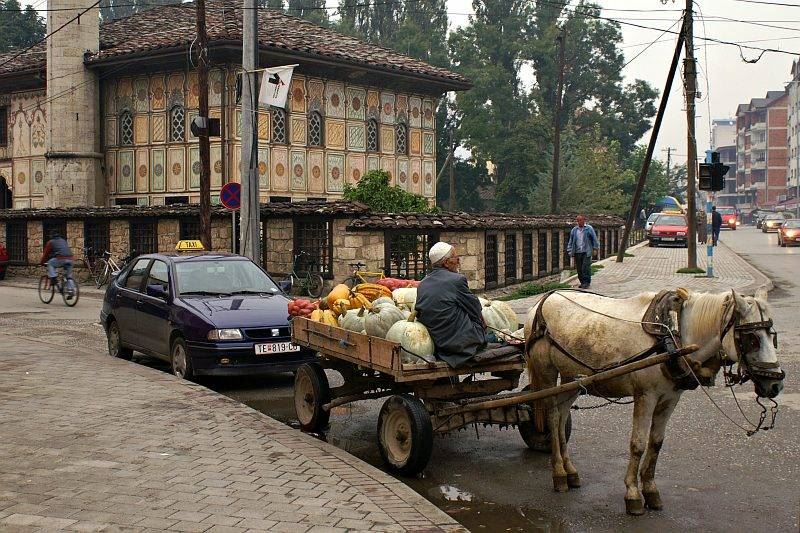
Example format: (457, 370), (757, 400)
(579, 283), (588, 289)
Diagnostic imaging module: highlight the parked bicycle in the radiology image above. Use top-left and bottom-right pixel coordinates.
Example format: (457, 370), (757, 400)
(343, 262), (385, 288)
(284, 251), (324, 298)
(89, 249), (136, 288)
(38, 266), (80, 307)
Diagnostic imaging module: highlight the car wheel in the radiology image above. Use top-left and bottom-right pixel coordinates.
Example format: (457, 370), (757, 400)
(170, 336), (194, 381)
(0, 269), (5, 281)
(107, 320), (133, 360)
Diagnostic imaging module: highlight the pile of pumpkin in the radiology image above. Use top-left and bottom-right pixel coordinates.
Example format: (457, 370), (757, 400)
(289, 282), (523, 364)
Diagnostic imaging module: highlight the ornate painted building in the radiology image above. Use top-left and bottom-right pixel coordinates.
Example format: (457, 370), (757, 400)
(0, 1), (469, 210)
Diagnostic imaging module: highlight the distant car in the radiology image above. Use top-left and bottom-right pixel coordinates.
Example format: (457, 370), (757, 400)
(100, 252), (317, 380)
(778, 219), (800, 247)
(0, 243), (7, 280)
(715, 206), (738, 230)
(649, 214), (688, 247)
(762, 212), (792, 233)
(645, 212), (661, 236)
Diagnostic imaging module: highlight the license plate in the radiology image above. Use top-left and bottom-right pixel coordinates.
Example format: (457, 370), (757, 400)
(662, 237), (675, 241)
(255, 342), (300, 355)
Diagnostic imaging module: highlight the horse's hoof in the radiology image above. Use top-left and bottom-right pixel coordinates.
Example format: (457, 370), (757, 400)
(553, 475), (569, 492)
(625, 498), (645, 516)
(643, 491), (663, 510)
(567, 473), (581, 488)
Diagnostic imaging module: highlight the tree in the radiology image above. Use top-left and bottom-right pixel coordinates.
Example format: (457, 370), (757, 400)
(100, 0), (180, 23)
(0, 0), (45, 53)
(530, 129), (631, 216)
(436, 157), (492, 212)
(287, 0), (329, 27)
(344, 170), (435, 213)
(622, 144), (670, 212)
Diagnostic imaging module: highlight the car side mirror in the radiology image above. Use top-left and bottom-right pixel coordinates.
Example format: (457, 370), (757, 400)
(278, 279), (292, 293)
(146, 284), (168, 300)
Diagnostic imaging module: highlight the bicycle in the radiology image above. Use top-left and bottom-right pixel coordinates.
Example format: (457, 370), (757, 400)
(39, 266), (80, 307)
(284, 251), (324, 298)
(343, 262), (386, 288)
(91, 249), (136, 288)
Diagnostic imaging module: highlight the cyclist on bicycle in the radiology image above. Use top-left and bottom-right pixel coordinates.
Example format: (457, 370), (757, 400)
(41, 232), (75, 287)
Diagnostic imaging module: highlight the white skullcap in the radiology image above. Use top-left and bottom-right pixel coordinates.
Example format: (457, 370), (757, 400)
(429, 242), (454, 265)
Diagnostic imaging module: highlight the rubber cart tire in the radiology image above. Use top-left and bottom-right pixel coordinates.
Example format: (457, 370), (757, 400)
(294, 363), (331, 432)
(519, 410), (572, 453)
(377, 394), (433, 476)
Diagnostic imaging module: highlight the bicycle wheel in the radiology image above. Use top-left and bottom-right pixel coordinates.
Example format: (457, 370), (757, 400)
(93, 258), (110, 288)
(305, 273), (324, 298)
(62, 278), (80, 307)
(38, 275), (54, 304)
(343, 275), (358, 289)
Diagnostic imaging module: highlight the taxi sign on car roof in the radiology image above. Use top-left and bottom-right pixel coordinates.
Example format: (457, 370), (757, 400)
(175, 240), (205, 252)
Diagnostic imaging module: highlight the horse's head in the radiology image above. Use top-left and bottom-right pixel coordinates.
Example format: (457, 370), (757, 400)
(720, 289), (785, 399)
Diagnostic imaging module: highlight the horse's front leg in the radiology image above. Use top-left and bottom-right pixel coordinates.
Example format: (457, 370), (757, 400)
(640, 394), (680, 510)
(625, 393), (657, 515)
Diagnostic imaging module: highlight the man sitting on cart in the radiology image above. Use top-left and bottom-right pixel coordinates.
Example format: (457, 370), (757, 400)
(415, 242), (487, 368)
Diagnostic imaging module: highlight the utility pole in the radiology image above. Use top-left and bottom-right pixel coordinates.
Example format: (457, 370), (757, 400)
(615, 18), (685, 263)
(240, 0), (260, 263)
(663, 147), (672, 185)
(196, 0), (212, 249)
(551, 26), (566, 214)
(684, 0), (698, 269)
(448, 129), (456, 211)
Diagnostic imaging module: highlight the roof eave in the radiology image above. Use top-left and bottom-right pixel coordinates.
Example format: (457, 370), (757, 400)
(85, 40), (471, 93)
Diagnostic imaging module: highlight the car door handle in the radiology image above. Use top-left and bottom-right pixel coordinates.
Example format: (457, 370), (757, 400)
(136, 299), (143, 307)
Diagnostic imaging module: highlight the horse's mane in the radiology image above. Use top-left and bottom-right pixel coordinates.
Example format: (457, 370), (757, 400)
(682, 291), (729, 340)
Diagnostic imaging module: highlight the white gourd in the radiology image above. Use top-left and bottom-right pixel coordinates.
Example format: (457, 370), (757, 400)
(392, 288), (417, 310)
(481, 300), (515, 332)
(339, 308), (367, 332)
(386, 312), (435, 364)
(364, 305), (406, 338)
(479, 297), (489, 306)
(371, 296), (395, 307)
(489, 299), (519, 330)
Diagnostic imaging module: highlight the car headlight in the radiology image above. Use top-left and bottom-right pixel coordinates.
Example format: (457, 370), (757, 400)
(677, 232), (686, 236)
(207, 328), (243, 341)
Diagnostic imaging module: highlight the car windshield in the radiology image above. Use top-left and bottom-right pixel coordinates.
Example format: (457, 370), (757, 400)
(783, 220), (800, 228)
(656, 216), (685, 226)
(716, 208), (735, 215)
(765, 214), (783, 220)
(176, 259), (280, 296)
(647, 213), (660, 223)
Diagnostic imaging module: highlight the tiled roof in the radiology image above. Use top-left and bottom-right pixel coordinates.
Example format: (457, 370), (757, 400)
(0, 200), (369, 220)
(0, 42), (45, 76)
(0, 1), (468, 87)
(347, 212), (624, 231)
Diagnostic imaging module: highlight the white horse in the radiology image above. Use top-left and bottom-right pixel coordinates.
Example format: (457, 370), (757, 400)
(524, 288), (784, 515)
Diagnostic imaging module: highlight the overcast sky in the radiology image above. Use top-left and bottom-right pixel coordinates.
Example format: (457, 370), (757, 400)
(446, 0), (799, 167)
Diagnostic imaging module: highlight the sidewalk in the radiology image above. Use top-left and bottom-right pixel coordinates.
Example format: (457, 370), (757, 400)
(0, 333), (464, 532)
(506, 241), (772, 316)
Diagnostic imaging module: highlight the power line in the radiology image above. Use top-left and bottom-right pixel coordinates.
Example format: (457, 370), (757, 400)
(622, 16), (683, 69)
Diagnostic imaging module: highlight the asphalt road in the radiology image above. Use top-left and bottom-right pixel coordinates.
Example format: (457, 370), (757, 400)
(0, 226), (796, 532)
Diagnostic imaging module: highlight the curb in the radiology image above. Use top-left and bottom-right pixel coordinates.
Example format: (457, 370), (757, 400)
(717, 240), (774, 295)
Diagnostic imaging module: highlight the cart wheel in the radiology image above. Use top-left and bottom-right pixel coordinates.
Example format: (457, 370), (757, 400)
(519, 410), (572, 453)
(294, 363), (331, 432)
(377, 394), (433, 476)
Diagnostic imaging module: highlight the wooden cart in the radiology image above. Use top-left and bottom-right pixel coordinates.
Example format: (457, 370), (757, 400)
(291, 317), (695, 476)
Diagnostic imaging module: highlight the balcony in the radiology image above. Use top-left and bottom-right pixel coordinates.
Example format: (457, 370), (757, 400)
(750, 121), (766, 133)
(752, 159), (766, 170)
(751, 139), (766, 150)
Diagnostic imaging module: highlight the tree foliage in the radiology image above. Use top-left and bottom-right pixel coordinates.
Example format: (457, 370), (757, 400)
(286, 0), (330, 27)
(344, 170), (435, 213)
(0, 0), (44, 53)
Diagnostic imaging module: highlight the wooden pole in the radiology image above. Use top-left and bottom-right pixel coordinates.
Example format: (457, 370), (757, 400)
(684, 0), (698, 269)
(448, 129), (456, 211)
(240, 0), (260, 263)
(615, 18), (686, 263)
(437, 345), (698, 416)
(550, 26), (566, 214)
(196, 0), (212, 249)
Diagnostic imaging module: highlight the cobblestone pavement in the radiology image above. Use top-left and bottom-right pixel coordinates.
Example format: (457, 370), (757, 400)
(506, 239), (771, 316)
(0, 321), (464, 533)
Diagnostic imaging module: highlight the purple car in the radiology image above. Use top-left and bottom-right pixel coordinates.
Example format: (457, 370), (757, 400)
(100, 252), (317, 380)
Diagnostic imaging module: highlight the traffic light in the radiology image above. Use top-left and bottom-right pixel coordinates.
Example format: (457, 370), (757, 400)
(698, 151), (730, 191)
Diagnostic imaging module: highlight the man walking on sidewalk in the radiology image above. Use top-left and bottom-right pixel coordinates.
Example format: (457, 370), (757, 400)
(711, 206), (722, 246)
(568, 214), (600, 289)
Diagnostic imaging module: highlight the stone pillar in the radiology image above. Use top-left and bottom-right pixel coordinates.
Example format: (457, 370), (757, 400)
(44, 0), (103, 208)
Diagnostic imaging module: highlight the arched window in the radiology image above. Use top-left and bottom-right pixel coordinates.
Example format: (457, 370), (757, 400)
(308, 111), (323, 147)
(119, 110), (133, 146)
(367, 118), (379, 152)
(272, 108), (287, 144)
(395, 121), (408, 155)
(169, 105), (185, 143)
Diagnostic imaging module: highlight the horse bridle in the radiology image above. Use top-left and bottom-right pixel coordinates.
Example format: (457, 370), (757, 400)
(719, 293), (784, 383)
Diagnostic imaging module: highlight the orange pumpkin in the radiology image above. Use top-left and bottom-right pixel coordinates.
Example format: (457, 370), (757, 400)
(326, 283), (352, 309)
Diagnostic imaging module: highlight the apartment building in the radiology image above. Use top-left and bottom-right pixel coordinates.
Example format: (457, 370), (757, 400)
(710, 118), (738, 208)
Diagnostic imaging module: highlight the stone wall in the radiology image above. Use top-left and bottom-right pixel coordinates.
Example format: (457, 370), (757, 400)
(440, 230), (483, 291)
(157, 220), (179, 252)
(265, 218), (293, 275)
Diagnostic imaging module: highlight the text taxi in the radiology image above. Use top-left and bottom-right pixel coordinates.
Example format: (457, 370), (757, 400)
(100, 241), (317, 379)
